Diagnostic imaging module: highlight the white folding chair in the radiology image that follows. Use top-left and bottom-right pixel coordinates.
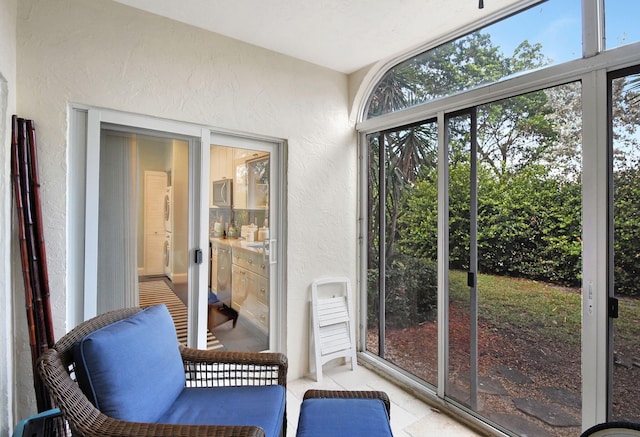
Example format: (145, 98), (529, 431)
(309, 277), (357, 382)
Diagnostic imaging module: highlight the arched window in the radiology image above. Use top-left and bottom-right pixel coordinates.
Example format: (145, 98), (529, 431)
(365, 1), (581, 119)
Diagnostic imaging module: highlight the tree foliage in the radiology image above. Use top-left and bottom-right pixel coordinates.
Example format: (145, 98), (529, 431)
(613, 163), (640, 296)
(611, 73), (640, 296)
(367, 254), (437, 329)
(477, 91), (557, 177)
(367, 33), (549, 118)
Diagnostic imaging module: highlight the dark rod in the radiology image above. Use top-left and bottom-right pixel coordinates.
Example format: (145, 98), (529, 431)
(11, 115), (38, 372)
(11, 116), (51, 411)
(18, 119), (48, 362)
(26, 119), (56, 349)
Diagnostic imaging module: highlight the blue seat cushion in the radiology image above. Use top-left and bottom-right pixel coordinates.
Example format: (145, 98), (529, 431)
(156, 385), (286, 437)
(73, 305), (186, 422)
(296, 398), (393, 437)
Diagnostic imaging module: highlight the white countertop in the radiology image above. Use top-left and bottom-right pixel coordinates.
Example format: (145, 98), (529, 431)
(210, 237), (268, 255)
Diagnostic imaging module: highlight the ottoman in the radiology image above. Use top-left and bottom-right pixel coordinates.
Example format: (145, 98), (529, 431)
(296, 390), (393, 437)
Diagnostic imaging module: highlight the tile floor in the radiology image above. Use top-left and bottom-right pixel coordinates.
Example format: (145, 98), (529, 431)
(163, 279), (482, 435)
(286, 364), (482, 437)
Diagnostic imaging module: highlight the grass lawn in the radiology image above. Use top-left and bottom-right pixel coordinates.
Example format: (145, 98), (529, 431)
(448, 270), (640, 346)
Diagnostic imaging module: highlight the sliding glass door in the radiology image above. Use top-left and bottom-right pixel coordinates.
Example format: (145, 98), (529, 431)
(609, 67), (640, 422)
(366, 82), (584, 436)
(79, 109), (285, 353)
(453, 84), (583, 436)
(366, 120), (439, 387)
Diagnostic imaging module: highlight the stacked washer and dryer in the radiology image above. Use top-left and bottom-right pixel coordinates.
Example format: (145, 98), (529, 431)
(163, 186), (173, 280)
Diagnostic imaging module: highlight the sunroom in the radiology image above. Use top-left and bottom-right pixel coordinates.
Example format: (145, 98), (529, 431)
(2, 0), (640, 436)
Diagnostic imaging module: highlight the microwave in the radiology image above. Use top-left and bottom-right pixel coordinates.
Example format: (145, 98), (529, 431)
(212, 179), (233, 207)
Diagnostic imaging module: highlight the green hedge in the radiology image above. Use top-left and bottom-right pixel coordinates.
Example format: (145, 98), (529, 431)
(399, 165), (583, 287)
(367, 254), (438, 329)
(613, 165), (640, 296)
(396, 162), (640, 296)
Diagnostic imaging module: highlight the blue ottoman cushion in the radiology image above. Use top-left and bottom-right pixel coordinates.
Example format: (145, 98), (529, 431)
(296, 398), (393, 437)
(157, 385), (286, 437)
(73, 305), (185, 422)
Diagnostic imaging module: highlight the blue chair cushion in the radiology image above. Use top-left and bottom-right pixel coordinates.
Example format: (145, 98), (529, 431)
(296, 398), (393, 437)
(73, 305), (186, 422)
(156, 385), (286, 437)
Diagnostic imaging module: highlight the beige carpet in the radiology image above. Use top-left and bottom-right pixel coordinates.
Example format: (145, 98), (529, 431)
(139, 280), (223, 350)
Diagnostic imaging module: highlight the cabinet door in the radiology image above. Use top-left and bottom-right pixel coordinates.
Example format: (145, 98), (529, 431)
(247, 156), (269, 209)
(210, 254), (218, 292)
(210, 146), (233, 181)
(231, 264), (250, 311)
(231, 264), (269, 335)
(242, 270), (269, 335)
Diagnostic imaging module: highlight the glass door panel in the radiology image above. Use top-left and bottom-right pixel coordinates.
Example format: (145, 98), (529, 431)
(366, 132), (381, 356)
(475, 83), (582, 436)
(209, 144), (271, 351)
(366, 121), (439, 387)
(609, 69), (640, 422)
(98, 130), (194, 347)
(446, 112), (473, 408)
(446, 82), (583, 435)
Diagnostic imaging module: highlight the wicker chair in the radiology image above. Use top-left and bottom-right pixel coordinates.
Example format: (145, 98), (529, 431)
(38, 306), (287, 437)
(580, 422), (640, 436)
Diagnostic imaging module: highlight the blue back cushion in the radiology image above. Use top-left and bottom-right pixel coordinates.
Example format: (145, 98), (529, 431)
(73, 305), (186, 422)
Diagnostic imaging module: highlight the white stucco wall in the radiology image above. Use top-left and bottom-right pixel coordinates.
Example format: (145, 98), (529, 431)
(1, 0), (17, 433)
(12, 0), (357, 419)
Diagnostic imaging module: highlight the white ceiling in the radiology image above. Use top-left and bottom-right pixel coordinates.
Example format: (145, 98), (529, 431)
(111, 0), (524, 74)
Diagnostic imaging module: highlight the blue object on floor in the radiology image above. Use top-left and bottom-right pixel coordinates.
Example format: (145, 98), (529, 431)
(13, 408), (64, 437)
(208, 290), (220, 304)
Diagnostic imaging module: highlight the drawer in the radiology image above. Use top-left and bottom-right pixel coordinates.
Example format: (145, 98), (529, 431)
(232, 247), (268, 276)
(231, 265), (249, 311)
(252, 273), (269, 305)
(211, 240), (231, 256)
(242, 297), (269, 335)
(231, 265), (269, 309)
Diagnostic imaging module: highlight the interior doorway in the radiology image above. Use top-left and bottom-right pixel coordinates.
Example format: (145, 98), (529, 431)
(143, 170), (167, 276)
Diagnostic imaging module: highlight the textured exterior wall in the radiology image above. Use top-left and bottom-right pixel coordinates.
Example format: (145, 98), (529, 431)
(1, 0), (17, 433)
(14, 0), (357, 419)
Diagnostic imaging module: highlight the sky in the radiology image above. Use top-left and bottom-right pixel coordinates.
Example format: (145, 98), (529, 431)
(482, 0), (640, 65)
